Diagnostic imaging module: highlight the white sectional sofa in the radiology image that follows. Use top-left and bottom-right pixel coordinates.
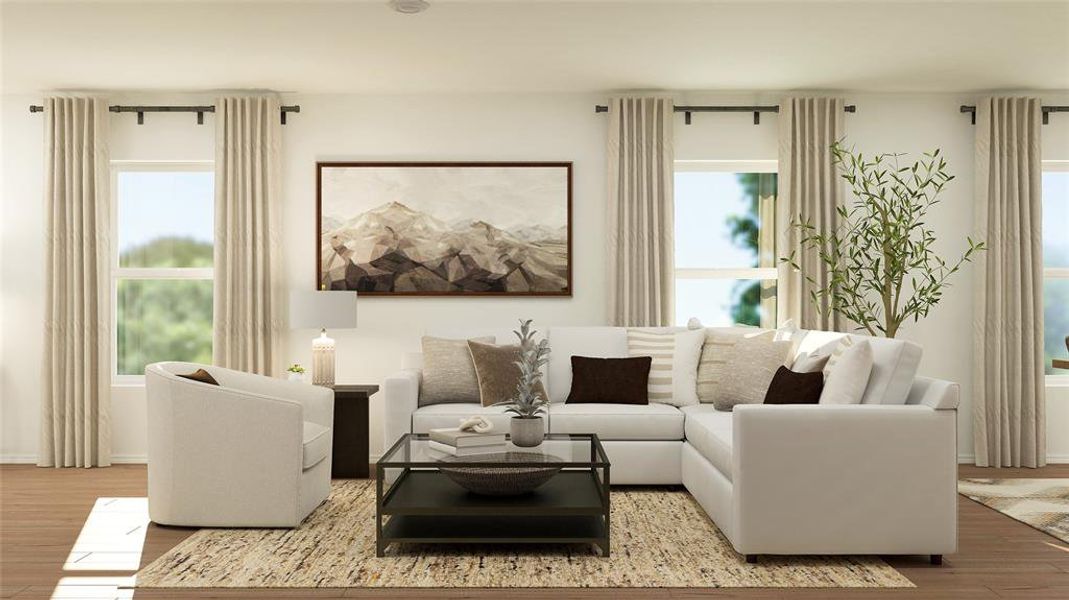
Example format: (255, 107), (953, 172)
(383, 326), (959, 563)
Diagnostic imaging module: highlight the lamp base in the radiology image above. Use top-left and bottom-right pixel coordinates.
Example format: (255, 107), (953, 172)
(312, 329), (336, 388)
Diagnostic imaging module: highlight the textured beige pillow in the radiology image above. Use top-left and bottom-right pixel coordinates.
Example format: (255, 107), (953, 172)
(820, 337), (874, 405)
(696, 328), (772, 402)
(419, 336), (494, 406)
(711, 335), (792, 411)
(467, 341), (548, 407)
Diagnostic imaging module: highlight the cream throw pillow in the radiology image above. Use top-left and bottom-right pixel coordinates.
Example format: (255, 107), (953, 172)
(819, 337), (874, 405)
(711, 334), (792, 411)
(626, 328), (705, 407)
(696, 328), (771, 402)
(419, 336), (494, 406)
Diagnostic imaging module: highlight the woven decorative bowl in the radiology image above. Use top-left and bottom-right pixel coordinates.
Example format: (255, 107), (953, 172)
(437, 452), (564, 496)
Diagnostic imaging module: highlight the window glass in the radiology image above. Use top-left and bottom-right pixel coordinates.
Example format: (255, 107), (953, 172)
(118, 171), (214, 268)
(116, 279), (213, 375)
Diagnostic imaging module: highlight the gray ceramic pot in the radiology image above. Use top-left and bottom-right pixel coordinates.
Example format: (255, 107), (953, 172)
(510, 416), (544, 447)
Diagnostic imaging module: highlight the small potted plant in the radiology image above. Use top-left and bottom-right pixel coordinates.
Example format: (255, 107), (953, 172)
(286, 363), (306, 383)
(493, 319), (550, 447)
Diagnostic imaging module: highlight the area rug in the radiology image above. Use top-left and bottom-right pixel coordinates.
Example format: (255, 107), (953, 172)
(958, 478), (1069, 543)
(135, 481), (912, 588)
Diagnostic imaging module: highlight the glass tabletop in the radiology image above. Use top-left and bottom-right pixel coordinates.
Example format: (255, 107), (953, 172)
(378, 433), (609, 468)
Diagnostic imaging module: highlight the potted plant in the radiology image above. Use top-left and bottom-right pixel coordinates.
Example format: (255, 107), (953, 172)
(286, 363), (306, 383)
(494, 319), (551, 447)
(781, 141), (985, 338)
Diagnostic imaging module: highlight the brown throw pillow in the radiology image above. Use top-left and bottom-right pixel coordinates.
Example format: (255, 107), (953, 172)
(467, 341), (548, 408)
(763, 366), (823, 405)
(177, 368), (219, 386)
(566, 356), (651, 405)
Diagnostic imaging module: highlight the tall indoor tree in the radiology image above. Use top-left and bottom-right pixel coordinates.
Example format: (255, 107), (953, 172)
(781, 141), (985, 338)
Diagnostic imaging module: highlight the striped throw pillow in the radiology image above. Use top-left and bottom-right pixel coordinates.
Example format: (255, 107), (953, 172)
(626, 328), (705, 407)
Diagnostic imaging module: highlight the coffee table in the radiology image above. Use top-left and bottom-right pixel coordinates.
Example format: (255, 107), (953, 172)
(376, 433), (611, 557)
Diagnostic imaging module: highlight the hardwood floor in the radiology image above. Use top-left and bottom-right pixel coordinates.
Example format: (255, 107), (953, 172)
(2, 464), (1068, 599)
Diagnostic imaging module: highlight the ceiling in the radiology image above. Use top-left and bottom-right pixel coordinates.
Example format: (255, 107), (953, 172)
(2, 1), (1067, 95)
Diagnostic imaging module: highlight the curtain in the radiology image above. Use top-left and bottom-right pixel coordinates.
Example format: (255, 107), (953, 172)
(606, 96), (675, 327)
(973, 97), (1045, 468)
(40, 97), (111, 468)
(776, 96), (845, 331)
(213, 96), (283, 375)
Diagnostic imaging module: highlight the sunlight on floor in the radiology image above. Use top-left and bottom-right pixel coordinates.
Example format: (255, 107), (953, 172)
(1044, 541), (1069, 553)
(62, 498), (149, 571)
(51, 498), (148, 599)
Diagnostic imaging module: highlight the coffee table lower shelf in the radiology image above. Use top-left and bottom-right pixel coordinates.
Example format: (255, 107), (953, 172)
(381, 514), (608, 553)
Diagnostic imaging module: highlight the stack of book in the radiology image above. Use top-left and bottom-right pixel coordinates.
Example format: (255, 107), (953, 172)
(428, 427), (506, 456)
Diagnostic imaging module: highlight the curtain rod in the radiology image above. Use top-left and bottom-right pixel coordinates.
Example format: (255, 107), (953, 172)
(959, 104), (1067, 125)
(594, 104), (857, 125)
(28, 104), (301, 125)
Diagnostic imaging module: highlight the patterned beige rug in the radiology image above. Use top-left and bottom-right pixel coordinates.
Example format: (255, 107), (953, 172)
(135, 481), (912, 588)
(958, 478), (1069, 543)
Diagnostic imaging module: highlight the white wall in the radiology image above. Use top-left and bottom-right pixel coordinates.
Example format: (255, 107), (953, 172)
(2, 91), (1067, 463)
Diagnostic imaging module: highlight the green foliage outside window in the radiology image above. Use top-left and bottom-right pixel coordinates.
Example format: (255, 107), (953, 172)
(116, 236), (213, 375)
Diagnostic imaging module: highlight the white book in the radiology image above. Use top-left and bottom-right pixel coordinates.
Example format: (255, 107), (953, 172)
(428, 439), (505, 457)
(428, 427), (507, 447)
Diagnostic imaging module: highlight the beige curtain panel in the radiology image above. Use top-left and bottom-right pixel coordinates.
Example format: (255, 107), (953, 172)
(972, 96), (1045, 468)
(606, 96), (675, 327)
(213, 96), (284, 376)
(776, 96), (846, 332)
(39, 97), (112, 468)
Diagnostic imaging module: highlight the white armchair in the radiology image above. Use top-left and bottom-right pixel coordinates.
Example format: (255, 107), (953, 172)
(145, 362), (334, 527)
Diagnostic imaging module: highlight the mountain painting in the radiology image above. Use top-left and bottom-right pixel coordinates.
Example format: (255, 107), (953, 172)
(316, 162), (572, 296)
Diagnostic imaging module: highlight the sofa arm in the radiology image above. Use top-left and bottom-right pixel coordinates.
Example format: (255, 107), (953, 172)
(906, 376), (960, 410)
(383, 369), (421, 451)
(730, 404), (957, 555)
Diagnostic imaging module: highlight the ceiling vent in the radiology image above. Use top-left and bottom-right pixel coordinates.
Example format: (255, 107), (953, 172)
(389, 0), (430, 14)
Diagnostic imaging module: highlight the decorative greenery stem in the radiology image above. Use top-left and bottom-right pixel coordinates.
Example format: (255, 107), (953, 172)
(781, 141), (985, 338)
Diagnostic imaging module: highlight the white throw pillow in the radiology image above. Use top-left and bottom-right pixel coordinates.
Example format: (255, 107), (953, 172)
(626, 328), (705, 407)
(819, 337), (874, 405)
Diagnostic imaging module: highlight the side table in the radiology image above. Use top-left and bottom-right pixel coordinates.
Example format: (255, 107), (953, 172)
(330, 384), (378, 478)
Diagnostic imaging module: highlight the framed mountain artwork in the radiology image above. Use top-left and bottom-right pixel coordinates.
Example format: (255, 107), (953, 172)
(316, 162), (572, 296)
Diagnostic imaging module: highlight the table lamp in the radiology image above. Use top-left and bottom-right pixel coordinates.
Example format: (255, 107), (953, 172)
(289, 290), (358, 387)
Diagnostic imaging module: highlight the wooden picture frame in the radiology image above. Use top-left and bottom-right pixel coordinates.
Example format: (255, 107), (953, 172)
(316, 162), (572, 296)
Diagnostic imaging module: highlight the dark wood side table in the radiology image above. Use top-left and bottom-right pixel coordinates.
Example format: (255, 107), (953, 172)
(330, 384), (378, 479)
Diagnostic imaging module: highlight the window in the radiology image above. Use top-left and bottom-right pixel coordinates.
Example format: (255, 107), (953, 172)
(674, 161), (778, 327)
(1043, 162), (1069, 380)
(112, 163), (214, 380)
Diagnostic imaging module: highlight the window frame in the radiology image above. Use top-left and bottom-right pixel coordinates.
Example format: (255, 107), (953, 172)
(673, 160), (779, 327)
(110, 160), (215, 385)
(1043, 160), (1069, 387)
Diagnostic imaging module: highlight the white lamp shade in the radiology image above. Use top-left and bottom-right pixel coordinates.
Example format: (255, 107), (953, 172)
(289, 291), (358, 330)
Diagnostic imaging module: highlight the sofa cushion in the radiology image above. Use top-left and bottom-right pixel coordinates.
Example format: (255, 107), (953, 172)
(419, 336), (494, 406)
(566, 356), (651, 405)
(794, 331), (922, 405)
(411, 403), (514, 434)
(302, 421), (331, 470)
(626, 328), (705, 407)
(467, 341), (548, 407)
(697, 328), (772, 402)
(548, 403), (684, 440)
(711, 335), (792, 411)
(547, 327), (628, 403)
(820, 338), (875, 405)
(681, 405), (734, 482)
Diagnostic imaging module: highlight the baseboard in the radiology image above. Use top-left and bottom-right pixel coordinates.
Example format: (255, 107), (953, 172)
(958, 453), (1069, 465)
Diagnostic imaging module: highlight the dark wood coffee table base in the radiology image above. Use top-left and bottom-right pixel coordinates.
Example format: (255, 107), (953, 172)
(376, 462), (610, 557)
